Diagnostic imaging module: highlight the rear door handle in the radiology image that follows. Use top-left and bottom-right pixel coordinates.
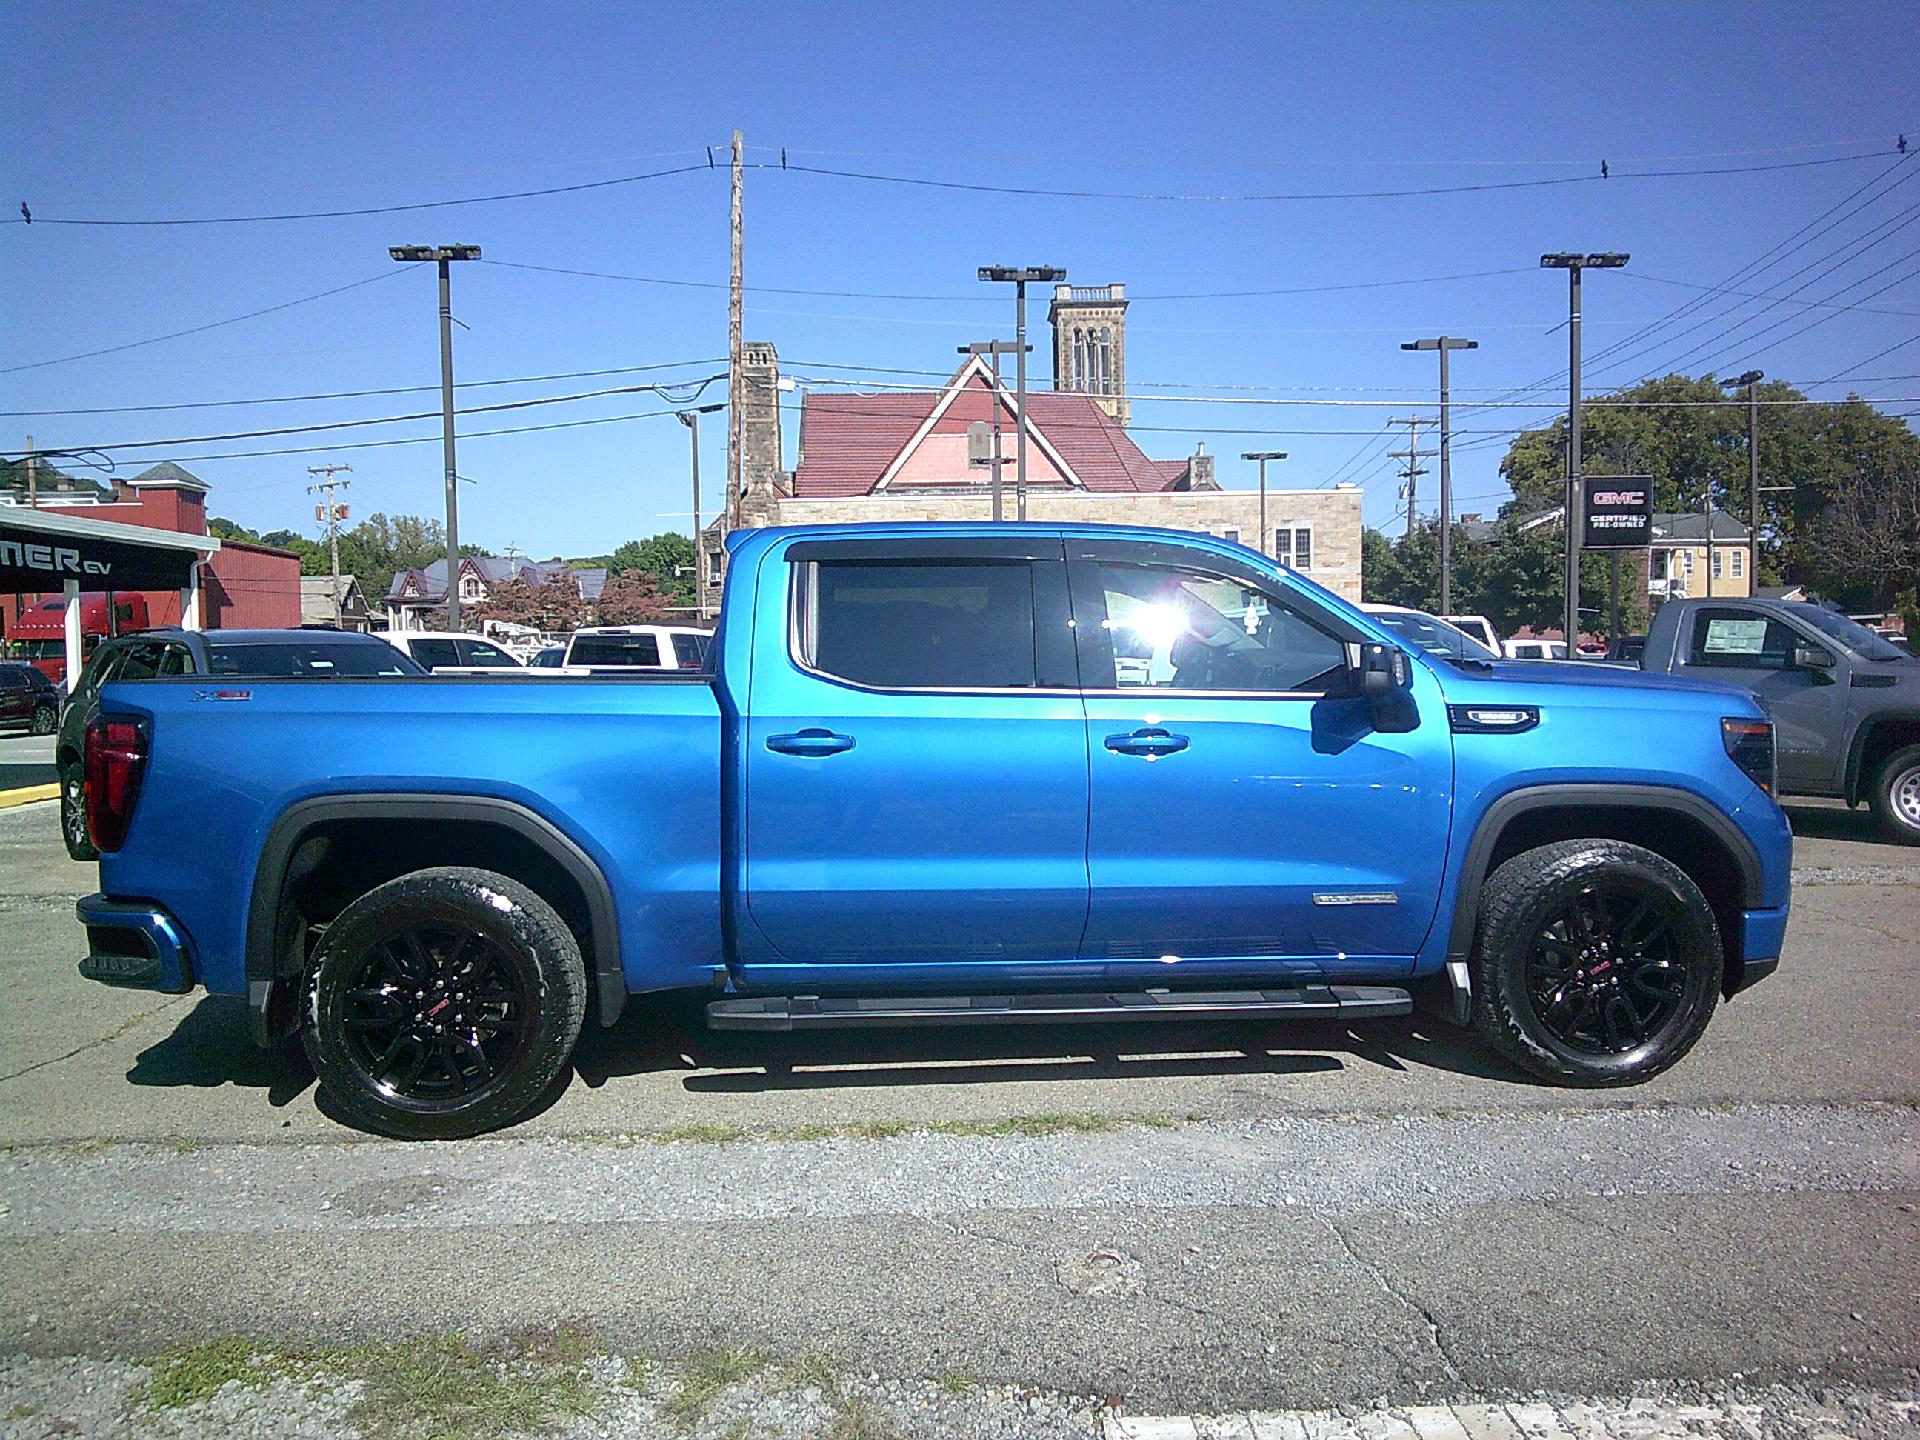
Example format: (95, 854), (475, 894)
(766, 728), (856, 757)
(1104, 727), (1190, 758)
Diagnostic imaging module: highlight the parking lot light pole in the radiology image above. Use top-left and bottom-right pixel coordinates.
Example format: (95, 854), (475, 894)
(1241, 452), (1288, 556)
(1401, 337), (1478, 615)
(1724, 370), (1764, 586)
(390, 244), (481, 629)
(979, 267), (1065, 521)
(1540, 252), (1627, 650)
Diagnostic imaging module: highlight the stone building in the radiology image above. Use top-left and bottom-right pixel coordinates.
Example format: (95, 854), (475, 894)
(702, 293), (1362, 609)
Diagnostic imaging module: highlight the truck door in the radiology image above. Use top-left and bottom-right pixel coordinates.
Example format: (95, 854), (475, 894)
(742, 537), (1090, 978)
(1679, 606), (1848, 791)
(1070, 539), (1452, 975)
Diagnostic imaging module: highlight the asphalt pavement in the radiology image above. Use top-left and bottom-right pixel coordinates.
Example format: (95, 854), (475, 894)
(0, 732), (58, 794)
(1, 794), (1916, 1435)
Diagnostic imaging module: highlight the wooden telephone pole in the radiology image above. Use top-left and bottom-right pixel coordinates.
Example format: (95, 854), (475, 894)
(726, 130), (745, 535)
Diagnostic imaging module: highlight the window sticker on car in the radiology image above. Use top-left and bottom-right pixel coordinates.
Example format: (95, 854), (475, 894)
(1703, 618), (1769, 655)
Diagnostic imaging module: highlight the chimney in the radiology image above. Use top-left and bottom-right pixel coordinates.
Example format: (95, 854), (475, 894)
(738, 342), (786, 523)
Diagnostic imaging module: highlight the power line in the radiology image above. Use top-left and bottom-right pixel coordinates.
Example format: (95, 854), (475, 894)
(1619, 269), (1920, 317)
(753, 148), (1905, 203)
(0, 270), (406, 375)
(4, 163), (709, 227)
(0, 358), (725, 417)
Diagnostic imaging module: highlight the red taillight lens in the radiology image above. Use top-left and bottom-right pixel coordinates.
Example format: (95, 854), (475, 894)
(83, 717), (147, 852)
(1721, 716), (1776, 796)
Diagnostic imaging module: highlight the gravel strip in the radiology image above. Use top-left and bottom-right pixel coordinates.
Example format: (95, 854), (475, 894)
(1791, 864), (1920, 887)
(3, 1102), (1915, 1236)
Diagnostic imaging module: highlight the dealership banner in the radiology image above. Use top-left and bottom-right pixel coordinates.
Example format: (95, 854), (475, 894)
(1581, 476), (1653, 550)
(0, 520), (200, 593)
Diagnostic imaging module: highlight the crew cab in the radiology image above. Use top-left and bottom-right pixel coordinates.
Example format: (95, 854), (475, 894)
(73, 525), (1792, 1138)
(1640, 597), (1920, 843)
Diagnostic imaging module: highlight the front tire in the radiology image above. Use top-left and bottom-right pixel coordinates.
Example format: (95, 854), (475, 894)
(60, 763), (98, 862)
(303, 866), (586, 1139)
(1470, 839), (1721, 1086)
(1867, 745), (1920, 845)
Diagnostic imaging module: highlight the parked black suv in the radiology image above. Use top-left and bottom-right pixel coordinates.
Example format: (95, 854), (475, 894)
(58, 629), (422, 859)
(0, 662), (60, 735)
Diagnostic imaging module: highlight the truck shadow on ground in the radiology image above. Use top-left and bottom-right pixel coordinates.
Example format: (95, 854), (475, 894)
(570, 993), (1528, 1094)
(126, 994), (315, 1108)
(1780, 802), (1886, 843)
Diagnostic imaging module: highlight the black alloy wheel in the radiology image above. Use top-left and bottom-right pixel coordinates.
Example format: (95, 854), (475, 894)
(1470, 839), (1722, 1086)
(304, 867), (586, 1139)
(1523, 881), (1690, 1055)
(339, 925), (537, 1103)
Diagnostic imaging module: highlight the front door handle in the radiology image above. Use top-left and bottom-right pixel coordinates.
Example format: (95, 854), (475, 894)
(1104, 727), (1190, 758)
(767, 728), (856, 757)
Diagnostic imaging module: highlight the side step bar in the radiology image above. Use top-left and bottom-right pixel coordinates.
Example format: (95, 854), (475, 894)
(707, 985), (1412, 1032)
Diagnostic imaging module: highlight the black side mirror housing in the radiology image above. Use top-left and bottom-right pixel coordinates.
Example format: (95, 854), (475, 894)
(1357, 643), (1418, 731)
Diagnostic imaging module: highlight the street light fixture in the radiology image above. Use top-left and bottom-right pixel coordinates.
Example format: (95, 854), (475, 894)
(1241, 452), (1288, 556)
(1539, 251), (1628, 648)
(390, 243), (482, 629)
(1401, 337), (1479, 615)
(979, 266), (1066, 520)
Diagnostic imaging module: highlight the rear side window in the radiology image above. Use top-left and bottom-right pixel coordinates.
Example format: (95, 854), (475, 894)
(114, 643), (163, 681)
(409, 638), (462, 670)
(1688, 610), (1801, 670)
(570, 634), (662, 667)
(458, 639), (520, 667)
(208, 643), (423, 677)
(801, 560), (1038, 689)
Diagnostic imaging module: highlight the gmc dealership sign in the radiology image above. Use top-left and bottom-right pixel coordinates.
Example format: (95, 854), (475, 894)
(1581, 476), (1653, 550)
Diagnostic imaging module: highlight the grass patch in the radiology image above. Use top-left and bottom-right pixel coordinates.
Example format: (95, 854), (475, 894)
(777, 1352), (841, 1394)
(935, 1369), (976, 1396)
(144, 1337), (293, 1409)
(826, 1399), (899, 1440)
(926, 1112), (1124, 1139)
(836, 1119), (915, 1141)
(656, 1121), (749, 1145)
(661, 1345), (768, 1425)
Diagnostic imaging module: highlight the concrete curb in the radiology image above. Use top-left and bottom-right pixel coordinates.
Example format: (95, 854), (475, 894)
(0, 784), (58, 810)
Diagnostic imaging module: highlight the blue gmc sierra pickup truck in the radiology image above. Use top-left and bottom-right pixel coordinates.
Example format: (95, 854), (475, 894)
(74, 524), (1792, 1138)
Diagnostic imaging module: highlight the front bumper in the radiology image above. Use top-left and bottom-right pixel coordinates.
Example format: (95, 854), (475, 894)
(76, 894), (195, 993)
(1729, 905), (1788, 995)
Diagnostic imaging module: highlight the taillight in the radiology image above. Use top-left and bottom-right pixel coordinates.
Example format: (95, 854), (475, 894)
(84, 717), (148, 852)
(1721, 717), (1776, 796)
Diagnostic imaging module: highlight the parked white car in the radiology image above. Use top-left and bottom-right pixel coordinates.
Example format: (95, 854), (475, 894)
(1504, 638), (1569, 661)
(372, 630), (525, 673)
(1442, 614), (1501, 654)
(564, 625), (713, 671)
(1360, 605), (1498, 663)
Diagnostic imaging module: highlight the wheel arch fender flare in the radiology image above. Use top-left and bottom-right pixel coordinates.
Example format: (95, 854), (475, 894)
(1443, 783), (1766, 970)
(1844, 710), (1920, 804)
(245, 793), (623, 1046)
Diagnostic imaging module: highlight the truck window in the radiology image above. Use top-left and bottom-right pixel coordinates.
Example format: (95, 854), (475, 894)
(457, 639), (520, 668)
(569, 633), (662, 667)
(409, 638), (462, 670)
(1688, 609), (1799, 670)
(1088, 561), (1346, 693)
(801, 559), (1038, 689)
(113, 643), (164, 681)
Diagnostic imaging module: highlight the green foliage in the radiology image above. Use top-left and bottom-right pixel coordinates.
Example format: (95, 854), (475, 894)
(594, 569), (675, 625)
(144, 1338), (284, 1408)
(609, 533), (697, 606)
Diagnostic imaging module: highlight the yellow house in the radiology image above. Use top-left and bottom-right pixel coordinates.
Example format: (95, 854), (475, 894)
(1647, 509), (1754, 600)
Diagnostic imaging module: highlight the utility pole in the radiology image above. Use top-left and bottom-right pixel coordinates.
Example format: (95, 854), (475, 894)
(960, 342), (1026, 521)
(23, 435), (36, 507)
(1402, 337), (1478, 615)
(1725, 370), (1764, 589)
(1540, 252), (1628, 648)
(677, 404), (723, 620)
(1241, 452), (1288, 555)
(727, 130), (745, 530)
(389, 244), (481, 629)
(980, 266), (1066, 520)
(306, 463), (352, 604)
(1388, 417), (1434, 539)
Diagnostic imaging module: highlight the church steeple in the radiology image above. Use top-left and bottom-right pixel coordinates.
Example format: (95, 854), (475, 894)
(1048, 282), (1128, 426)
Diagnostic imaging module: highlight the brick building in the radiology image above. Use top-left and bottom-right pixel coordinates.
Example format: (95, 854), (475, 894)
(702, 285), (1362, 607)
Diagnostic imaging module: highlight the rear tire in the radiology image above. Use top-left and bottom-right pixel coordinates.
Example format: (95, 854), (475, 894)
(30, 703), (56, 736)
(1867, 745), (1920, 845)
(1470, 839), (1721, 1086)
(60, 763), (98, 862)
(303, 866), (586, 1139)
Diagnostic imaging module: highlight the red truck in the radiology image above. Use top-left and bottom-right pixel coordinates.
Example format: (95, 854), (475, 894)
(3, 592), (151, 686)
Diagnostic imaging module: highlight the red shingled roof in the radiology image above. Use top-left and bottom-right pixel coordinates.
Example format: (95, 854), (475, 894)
(792, 363), (1192, 498)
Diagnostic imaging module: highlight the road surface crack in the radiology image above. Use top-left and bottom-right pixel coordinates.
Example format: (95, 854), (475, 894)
(0, 996), (189, 1084)
(1312, 1209), (1464, 1384)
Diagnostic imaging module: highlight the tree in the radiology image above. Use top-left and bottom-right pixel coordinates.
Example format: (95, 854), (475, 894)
(608, 533), (696, 607)
(1799, 451), (1920, 623)
(1496, 374), (1920, 586)
(473, 574), (592, 632)
(593, 571), (673, 625)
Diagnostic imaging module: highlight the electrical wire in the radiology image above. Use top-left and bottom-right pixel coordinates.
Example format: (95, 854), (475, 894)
(1619, 269), (1920, 317)
(0, 271), (406, 375)
(4, 163), (709, 227)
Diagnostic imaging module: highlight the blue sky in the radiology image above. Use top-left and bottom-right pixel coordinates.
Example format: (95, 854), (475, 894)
(4, 0), (1915, 556)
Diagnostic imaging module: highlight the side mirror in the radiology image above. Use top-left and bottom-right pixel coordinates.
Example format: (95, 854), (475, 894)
(1791, 644), (1836, 677)
(1356, 643), (1419, 732)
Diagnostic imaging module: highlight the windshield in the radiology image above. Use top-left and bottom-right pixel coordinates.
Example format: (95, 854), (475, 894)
(207, 641), (424, 677)
(1369, 609), (1498, 664)
(1788, 604), (1910, 663)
